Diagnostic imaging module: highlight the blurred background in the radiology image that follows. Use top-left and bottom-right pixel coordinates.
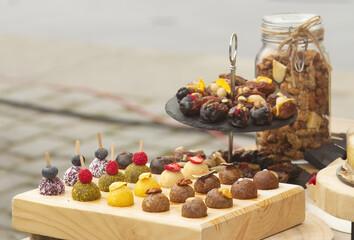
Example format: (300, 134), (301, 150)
(0, 0), (353, 239)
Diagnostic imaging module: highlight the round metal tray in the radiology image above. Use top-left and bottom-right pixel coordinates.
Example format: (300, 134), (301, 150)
(336, 165), (354, 187)
(165, 96), (298, 133)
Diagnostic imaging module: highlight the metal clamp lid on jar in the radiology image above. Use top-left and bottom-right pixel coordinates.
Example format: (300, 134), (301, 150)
(261, 13), (324, 43)
(260, 13), (331, 73)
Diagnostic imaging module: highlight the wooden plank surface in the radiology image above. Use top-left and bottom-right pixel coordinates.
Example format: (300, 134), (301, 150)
(13, 176), (305, 240)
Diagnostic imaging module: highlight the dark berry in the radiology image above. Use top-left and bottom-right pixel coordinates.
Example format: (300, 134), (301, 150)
(42, 166), (58, 179)
(176, 87), (191, 102)
(251, 105), (273, 125)
(179, 95), (194, 115)
(258, 157), (274, 170)
(116, 152), (133, 169)
(71, 155), (85, 166)
(95, 148), (108, 160)
(231, 151), (243, 163)
(241, 151), (252, 163)
(250, 150), (259, 164)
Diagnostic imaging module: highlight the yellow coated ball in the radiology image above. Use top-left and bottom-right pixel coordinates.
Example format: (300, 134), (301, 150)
(134, 178), (160, 197)
(107, 186), (134, 207)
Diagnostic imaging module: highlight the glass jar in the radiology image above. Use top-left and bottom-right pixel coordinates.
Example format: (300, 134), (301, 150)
(255, 13), (331, 160)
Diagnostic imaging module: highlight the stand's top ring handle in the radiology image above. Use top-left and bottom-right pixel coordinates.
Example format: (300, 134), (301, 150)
(229, 33), (238, 66)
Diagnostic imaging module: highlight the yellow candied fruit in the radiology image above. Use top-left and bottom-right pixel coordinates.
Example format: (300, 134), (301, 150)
(215, 78), (231, 94)
(256, 76), (272, 84)
(198, 78), (206, 91)
(107, 185), (134, 207)
(139, 172), (151, 180)
(275, 97), (294, 116)
(218, 188), (232, 199)
(109, 182), (127, 192)
(134, 177), (160, 197)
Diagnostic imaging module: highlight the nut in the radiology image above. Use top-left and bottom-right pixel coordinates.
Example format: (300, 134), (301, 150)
(176, 178), (193, 186)
(145, 187), (162, 194)
(216, 87), (227, 98)
(217, 188), (232, 198)
(247, 95), (266, 104)
(237, 96), (247, 102)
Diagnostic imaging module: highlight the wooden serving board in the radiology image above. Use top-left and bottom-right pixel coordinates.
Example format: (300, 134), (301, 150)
(13, 175), (305, 240)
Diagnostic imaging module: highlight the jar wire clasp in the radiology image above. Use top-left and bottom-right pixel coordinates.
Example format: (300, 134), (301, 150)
(293, 33), (308, 73)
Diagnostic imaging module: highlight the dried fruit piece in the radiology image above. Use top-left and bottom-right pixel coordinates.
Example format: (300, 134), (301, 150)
(138, 172), (152, 180)
(198, 78), (206, 91)
(275, 97), (295, 116)
(218, 188), (232, 198)
(306, 112), (322, 130)
(272, 60), (287, 83)
(216, 78), (231, 94)
(164, 163), (181, 172)
(188, 155), (204, 164)
(109, 182), (127, 191)
(256, 76), (272, 84)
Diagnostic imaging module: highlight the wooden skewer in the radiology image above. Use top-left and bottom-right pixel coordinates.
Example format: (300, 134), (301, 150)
(111, 143), (114, 161)
(75, 140), (80, 155)
(97, 133), (103, 150)
(139, 140), (143, 152)
(80, 156), (85, 170)
(45, 152), (51, 168)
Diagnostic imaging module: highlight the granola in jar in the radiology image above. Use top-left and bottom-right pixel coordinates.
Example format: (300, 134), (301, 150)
(255, 13), (331, 160)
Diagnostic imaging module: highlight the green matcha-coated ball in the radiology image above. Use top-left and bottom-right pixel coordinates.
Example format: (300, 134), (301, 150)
(98, 172), (125, 192)
(72, 181), (101, 201)
(124, 163), (150, 183)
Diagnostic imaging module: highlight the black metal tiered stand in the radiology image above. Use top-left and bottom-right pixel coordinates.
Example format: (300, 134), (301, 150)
(166, 33), (297, 161)
(165, 33), (309, 187)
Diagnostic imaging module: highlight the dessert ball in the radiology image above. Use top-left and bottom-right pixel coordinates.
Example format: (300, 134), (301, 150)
(115, 152), (133, 170)
(89, 158), (109, 178)
(219, 165), (244, 185)
(134, 172), (160, 197)
(183, 156), (209, 179)
(39, 177), (65, 196)
(194, 173), (220, 194)
(98, 160), (125, 192)
(231, 179), (257, 199)
(72, 168), (101, 201)
(107, 182), (134, 207)
(63, 166), (81, 187)
(150, 156), (176, 174)
(169, 178), (195, 203)
(160, 163), (184, 188)
(181, 198), (207, 218)
(124, 163), (151, 183)
(253, 170), (279, 190)
(72, 181), (101, 201)
(98, 172), (125, 192)
(40, 163), (64, 196)
(205, 188), (233, 209)
(142, 188), (170, 213)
